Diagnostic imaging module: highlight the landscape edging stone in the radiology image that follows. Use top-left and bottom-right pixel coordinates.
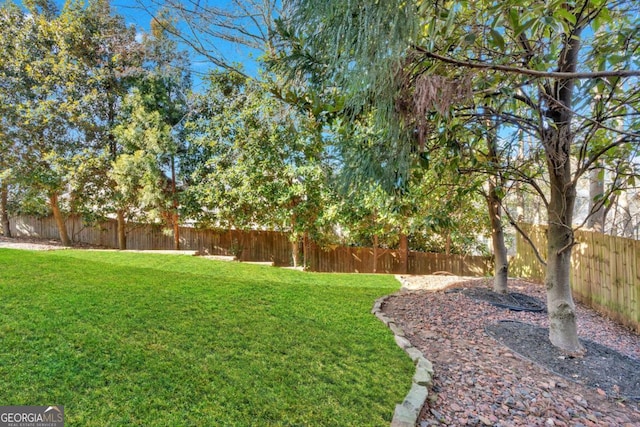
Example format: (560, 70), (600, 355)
(373, 294), (434, 427)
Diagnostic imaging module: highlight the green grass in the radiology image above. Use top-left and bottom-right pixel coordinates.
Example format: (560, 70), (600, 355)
(0, 249), (413, 426)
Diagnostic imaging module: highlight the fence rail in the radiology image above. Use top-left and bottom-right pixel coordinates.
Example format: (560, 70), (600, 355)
(7, 215), (492, 277)
(510, 224), (640, 332)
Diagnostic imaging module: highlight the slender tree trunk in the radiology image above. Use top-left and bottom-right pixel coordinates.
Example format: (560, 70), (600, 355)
(485, 121), (508, 293)
(373, 234), (379, 273)
(303, 232), (309, 270)
(171, 156), (180, 250)
(1, 182), (11, 237)
(291, 239), (299, 267)
(487, 183), (508, 293)
(116, 209), (127, 250)
(618, 190), (634, 238)
(399, 233), (408, 274)
(444, 231), (451, 256)
(587, 165), (604, 232)
(515, 135), (525, 222)
(49, 193), (71, 246)
(290, 212), (299, 267)
(173, 212), (180, 250)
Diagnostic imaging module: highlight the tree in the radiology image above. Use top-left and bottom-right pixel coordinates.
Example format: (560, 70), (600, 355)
(183, 70), (329, 265)
(285, 0), (640, 353)
(0, 1), (24, 237)
(67, 0), (145, 249)
(107, 13), (191, 250)
(1, 0), (88, 246)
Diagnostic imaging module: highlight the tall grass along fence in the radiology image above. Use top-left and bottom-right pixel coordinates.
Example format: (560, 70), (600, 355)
(511, 224), (640, 332)
(7, 215), (492, 277)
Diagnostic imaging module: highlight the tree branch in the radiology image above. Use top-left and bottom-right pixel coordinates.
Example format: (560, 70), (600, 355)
(501, 204), (547, 267)
(414, 47), (640, 80)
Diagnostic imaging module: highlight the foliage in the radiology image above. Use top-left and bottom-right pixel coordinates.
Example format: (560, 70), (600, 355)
(0, 249), (413, 426)
(182, 69), (329, 238)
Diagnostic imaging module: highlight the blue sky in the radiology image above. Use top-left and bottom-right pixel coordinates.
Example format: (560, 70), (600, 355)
(18, 0), (260, 87)
(112, 1), (262, 82)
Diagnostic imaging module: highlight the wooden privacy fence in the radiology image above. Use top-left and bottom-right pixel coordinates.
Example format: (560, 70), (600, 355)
(8, 215), (492, 277)
(9, 215), (291, 264)
(510, 224), (640, 332)
(306, 242), (493, 276)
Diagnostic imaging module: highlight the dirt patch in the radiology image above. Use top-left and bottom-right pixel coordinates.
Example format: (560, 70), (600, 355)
(487, 320), (640, 401)
(451, 287), (547, 312)
(0, 235), (72, 250)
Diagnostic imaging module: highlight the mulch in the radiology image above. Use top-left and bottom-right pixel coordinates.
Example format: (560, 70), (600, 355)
(382, 279), (640, 426)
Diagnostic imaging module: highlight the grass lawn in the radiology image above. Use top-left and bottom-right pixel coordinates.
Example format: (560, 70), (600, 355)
(0, 249), (413, 426)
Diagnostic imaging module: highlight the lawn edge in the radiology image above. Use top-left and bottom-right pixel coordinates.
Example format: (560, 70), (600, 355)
(372, 294), (434, 427)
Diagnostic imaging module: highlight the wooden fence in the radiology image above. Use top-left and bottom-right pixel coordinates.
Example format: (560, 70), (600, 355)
(306, 243), (493, 276)
(9, 215), (292, 264)
(7, 215), (492, 277)
(510, 224), (640, 332)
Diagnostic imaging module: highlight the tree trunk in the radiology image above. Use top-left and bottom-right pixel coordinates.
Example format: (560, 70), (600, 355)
(302, 232), (309, 269)
(49, 193), (71, 246)
(373, 234), (379, 273)
(1, 182), (11, 237)
(618, 190), (634, 238)
(485, 120), (508, 293)
(486, 182), (508, 294)
(173, 216), (180, 250)
(171, 156), (180, 250)
(587, 166), (604, 232)
(515, 135), (525, 222)
(544, 131), (584, 355)
(541, 26), (584, 355)
(398, 233), (408, 274)
(116, 209), (127, 250)
(444, 231), (451, 256)
(173, 212), (180, 250)
(291, 238), (300, 267)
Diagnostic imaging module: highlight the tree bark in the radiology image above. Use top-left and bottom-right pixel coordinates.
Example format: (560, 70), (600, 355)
(485, 121), (508, 293)
(618, 190), (634, 238)
(486, 182), (508, 294)
(291, 240), (299, 267)
(587, 166), (604, 232)
(173, 212), (180, 250)
(373, 234), (379, 273)
(49, 193), (71, 246)
(540, 24), (584, 355)
(399, 233), (408, 274)
(544, 127), (584, 354)
(171, 155), (180, 250)
(515, 136), (525, 222)
(1, 182), (11, 237)
(116, 209), (127, 250)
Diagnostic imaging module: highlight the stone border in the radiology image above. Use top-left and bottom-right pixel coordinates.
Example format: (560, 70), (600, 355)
(372, 296), (434, 427)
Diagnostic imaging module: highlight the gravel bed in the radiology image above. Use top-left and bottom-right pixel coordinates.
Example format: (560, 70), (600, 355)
(383, 278), (640, 426)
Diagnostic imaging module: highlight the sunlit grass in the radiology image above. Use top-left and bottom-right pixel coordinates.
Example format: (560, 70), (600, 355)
(0, 249), (413, 426)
